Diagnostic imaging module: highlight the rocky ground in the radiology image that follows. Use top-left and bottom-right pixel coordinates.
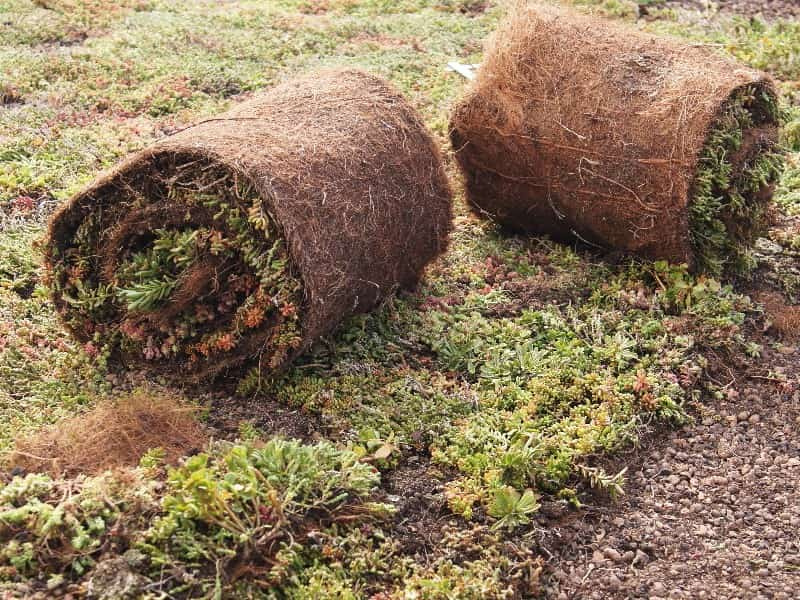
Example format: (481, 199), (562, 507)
(665, 0), (800, 19)
(537, 337), (800, 599)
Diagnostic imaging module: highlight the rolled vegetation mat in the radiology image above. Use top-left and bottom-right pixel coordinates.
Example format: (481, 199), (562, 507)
(46, 69), (452, 380)
(449, 3), (783, 276)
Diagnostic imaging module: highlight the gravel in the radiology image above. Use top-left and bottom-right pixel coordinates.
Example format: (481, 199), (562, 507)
(661, 0), (800, 19)
(538, 343), (800, 599)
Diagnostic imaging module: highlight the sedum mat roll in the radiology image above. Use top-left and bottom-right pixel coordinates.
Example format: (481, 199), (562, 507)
(47, 69), (453, 380)
(450, 3), (782, 275)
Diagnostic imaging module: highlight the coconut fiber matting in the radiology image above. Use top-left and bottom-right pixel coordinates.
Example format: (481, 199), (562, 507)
(450, 3), (783, 275)
(47, 69), (452, 380)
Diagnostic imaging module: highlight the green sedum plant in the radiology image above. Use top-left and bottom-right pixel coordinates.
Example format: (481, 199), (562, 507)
(141, 438), (391, 596)
(0, 471), (158, 579)
(689, 87), (784, 276)
(0, 438), (391, 598)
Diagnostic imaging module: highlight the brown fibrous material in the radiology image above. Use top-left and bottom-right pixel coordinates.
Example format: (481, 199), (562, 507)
(758, 291), (800, 342)
(449, 2), (779, 268)
(46, 69), (453, 379)
(7, 390), (208, 477)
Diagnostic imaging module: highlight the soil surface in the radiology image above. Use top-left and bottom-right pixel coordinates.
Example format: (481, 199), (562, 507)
(663, 0), (800, 19)
(537, 339), (800, 599)
(207, 393), (321, 442)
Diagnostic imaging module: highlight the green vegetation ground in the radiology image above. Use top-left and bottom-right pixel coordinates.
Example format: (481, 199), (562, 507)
(1, 0), (799, 597)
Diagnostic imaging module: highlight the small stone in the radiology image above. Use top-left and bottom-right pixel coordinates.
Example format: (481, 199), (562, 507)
(696, 524), (716, 538)
(738, 411), (750, 422)
(651, 582), (666, 594)
(86, 555), (147, 600)
(633, 549), (649, 566)
(603, 547), (622, 562)
(606, 573), (622, 590)
(748, 414), (760, 424)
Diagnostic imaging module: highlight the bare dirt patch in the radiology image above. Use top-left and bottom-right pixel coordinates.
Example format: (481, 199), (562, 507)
(206, 392), (322, 442)
(382, 460), (459, 555)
